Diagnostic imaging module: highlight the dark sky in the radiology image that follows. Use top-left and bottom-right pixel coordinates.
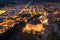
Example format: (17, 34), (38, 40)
(0, 0), (60, 5)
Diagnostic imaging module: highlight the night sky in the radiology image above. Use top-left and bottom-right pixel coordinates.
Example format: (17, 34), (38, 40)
(0, 0), (60, 5)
